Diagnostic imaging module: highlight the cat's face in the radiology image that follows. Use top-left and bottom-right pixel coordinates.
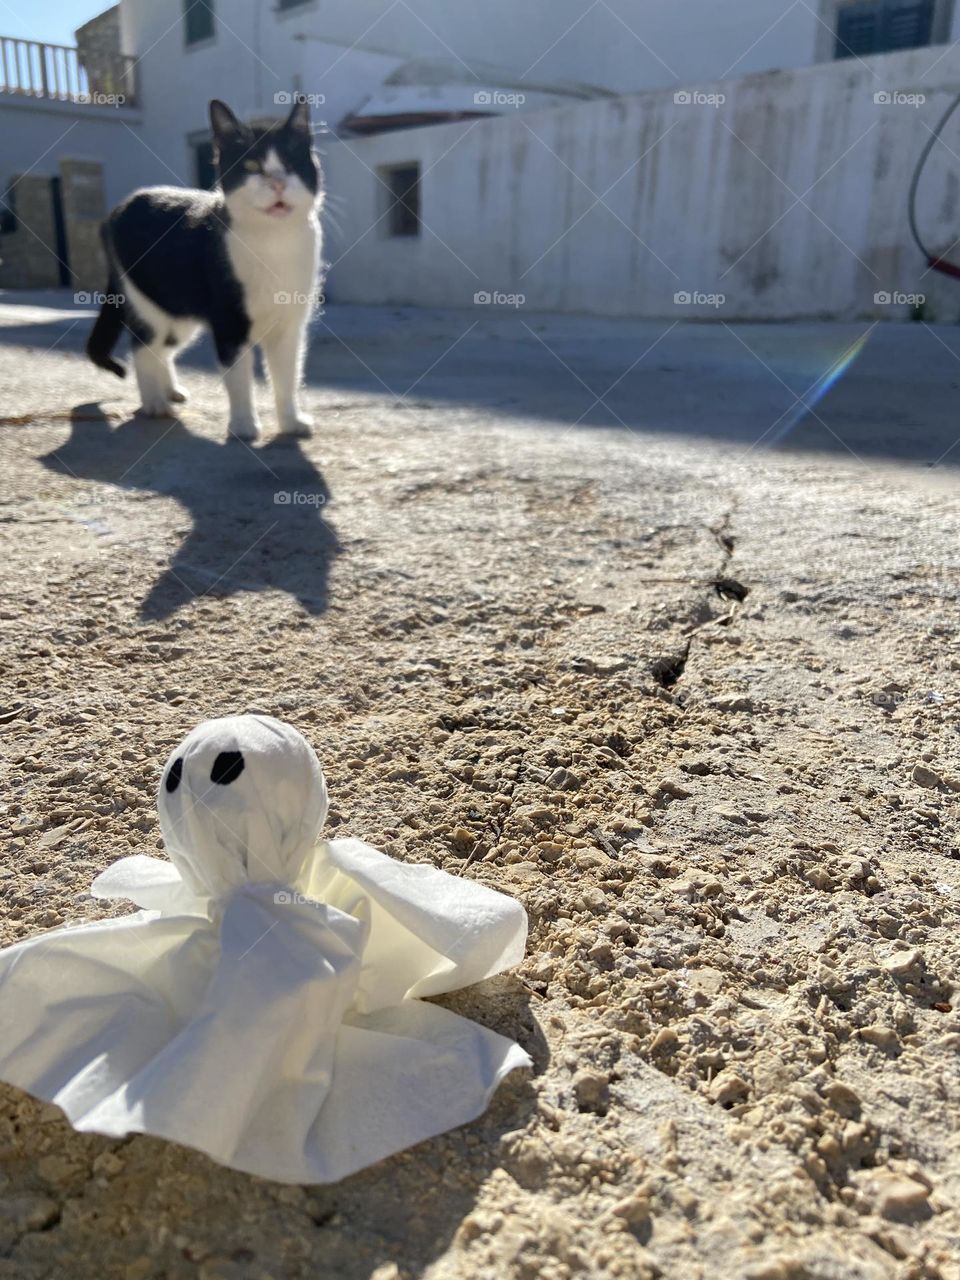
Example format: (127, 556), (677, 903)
(210, 98), (321, 222)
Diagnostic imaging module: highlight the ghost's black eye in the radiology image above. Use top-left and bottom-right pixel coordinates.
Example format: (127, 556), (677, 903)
(165, 757), (183, 794)
(211, 751), (245, 785)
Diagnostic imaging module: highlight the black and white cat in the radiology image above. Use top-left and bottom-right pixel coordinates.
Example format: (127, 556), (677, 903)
(87, 98), (321, 440)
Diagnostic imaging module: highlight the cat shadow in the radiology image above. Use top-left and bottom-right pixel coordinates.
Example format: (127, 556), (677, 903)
(42, 404), (339, 619)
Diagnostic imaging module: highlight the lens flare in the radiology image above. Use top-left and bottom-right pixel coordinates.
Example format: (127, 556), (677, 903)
(767, 331), (871, 447)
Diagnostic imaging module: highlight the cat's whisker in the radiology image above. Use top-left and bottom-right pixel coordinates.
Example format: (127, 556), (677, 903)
(319, 207), (345, 239)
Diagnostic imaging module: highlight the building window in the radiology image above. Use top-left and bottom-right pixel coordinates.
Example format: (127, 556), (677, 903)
(834, 0), (936, 57)
(194, 138), (216, 189)
(382, 164), (420, 237)
(0, 184), (16, 235)
(184, 0), (215, 46)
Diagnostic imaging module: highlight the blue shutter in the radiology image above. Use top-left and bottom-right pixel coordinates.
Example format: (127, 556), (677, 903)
(883, 1), (934, 48)
(836, 3), (882, 56)
(835, 0), (934, 58)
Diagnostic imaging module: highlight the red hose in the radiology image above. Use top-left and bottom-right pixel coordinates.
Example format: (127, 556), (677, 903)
(927, 255), (960, 280)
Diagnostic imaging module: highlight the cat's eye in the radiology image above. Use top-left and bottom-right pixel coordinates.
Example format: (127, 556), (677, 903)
(244, 159), (262, 173)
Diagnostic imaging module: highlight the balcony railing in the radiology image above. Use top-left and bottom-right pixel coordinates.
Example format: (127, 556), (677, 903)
(0, 36), (137, 107)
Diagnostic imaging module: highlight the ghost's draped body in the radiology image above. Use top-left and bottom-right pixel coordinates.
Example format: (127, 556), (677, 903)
(0, 715), (530, 1182)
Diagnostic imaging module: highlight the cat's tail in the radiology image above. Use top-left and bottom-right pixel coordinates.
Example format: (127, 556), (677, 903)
(85, 224), (127, 379)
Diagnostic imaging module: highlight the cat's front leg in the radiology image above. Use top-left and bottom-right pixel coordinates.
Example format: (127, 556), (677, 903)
(222, 346), (261, 442)
(132, 341), (177, 418)
(262, 317), (313, 437)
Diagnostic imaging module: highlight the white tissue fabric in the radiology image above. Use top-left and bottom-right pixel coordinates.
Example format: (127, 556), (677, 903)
(0, 715), (531, 1183)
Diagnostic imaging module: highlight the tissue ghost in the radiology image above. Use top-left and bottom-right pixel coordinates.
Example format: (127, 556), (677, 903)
(0, 715), (530, 1182)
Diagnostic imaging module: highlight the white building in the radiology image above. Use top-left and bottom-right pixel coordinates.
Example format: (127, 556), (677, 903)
(116, 0), (960, 188)
(1, 0), (958, 314)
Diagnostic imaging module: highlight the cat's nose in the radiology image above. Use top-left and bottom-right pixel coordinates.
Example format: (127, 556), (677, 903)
(268, 175), (287, 195)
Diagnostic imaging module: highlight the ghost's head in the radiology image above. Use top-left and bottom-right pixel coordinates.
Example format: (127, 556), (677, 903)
(158, 715), (328, 898)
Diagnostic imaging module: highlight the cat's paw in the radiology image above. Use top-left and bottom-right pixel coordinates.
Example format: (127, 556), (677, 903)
(137, 398), (175, 419)
(277, 413), (314, 439)
(169, 385), (189, 404)
(228, 415), (262, 442)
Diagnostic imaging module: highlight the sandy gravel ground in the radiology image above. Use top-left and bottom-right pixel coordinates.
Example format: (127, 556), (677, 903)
(1, 308), (959, 1280)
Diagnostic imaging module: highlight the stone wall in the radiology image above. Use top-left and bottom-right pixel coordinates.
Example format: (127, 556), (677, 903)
(60, 159), (107, 292)
(75, 6), (130, 103)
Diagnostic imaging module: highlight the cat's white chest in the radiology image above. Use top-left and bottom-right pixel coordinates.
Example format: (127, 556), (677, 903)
(226, 218), (319, 339)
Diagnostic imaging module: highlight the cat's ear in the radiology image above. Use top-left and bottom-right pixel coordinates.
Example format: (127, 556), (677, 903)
(284, 96), (311, 137)
(209, 99), (244, 143)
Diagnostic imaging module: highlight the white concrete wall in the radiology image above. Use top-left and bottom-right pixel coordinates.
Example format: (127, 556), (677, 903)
(119, 0), (960, 190)
(119, 0), (819, 183)
(322, 44), (960, 321)
(0, 96), (153, 208)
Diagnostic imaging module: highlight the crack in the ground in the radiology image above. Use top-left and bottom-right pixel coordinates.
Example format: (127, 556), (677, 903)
(652, 644), (690, 688)
(0, 1202), (62, 1260)
(471, 739), (530, 870)
(714, 576), (749, 603)
(711, 511), (736, 557)
(652, 509), (748, 697)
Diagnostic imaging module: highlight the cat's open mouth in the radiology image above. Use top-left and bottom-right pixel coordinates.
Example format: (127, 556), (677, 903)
(265, 200), (293, 217)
